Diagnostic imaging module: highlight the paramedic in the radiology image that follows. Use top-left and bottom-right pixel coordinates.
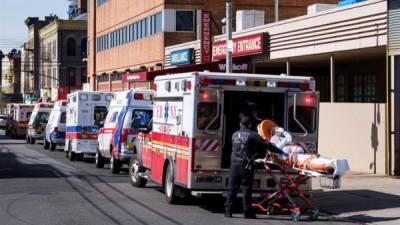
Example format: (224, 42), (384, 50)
(225, 116), (284, 219)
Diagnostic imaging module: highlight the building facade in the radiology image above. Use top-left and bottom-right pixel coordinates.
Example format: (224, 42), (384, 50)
(165, 0), (391, 174)
(39, 19), (87, 101)
(24, 16), (58, 99)
(87, 0), (338, 91)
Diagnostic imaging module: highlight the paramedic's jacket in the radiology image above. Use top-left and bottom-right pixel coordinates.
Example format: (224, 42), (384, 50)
(231, 127), (283, 162)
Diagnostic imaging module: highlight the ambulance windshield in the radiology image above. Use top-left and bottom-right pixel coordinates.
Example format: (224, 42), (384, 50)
(131, 110), (152, 131)
(197, 102), (220, 130)
(94, 106), (108, 128)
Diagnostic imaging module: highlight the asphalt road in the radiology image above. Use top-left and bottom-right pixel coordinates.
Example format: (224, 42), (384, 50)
(0, 131), (355, 225)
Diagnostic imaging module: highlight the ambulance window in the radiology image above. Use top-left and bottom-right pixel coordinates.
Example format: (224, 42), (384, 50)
(94, 106), (108, 127)
(79, 94), (88, 101)
(72, 96), (77, 102)
(105, 94), (113, 102)
(197, 102), (220, 130)
(92, 94), (101, 101)
(26, 112), (32, 121)
(288, 106), (316, 133)
(131, 110), (152, 131)
(60, 112), (66, 124)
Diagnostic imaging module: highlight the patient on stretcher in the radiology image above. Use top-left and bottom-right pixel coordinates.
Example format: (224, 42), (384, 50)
(257, 120), (349, 177)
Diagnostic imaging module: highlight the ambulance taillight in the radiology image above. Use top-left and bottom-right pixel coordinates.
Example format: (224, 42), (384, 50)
(303, 94), (316, 105)
(134, 93), (144, 100)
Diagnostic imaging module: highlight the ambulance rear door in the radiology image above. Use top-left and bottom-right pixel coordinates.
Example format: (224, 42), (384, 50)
(286, 91), (320, 153)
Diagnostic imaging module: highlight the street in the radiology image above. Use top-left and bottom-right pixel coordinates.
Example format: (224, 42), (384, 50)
(0, 131), (354, 225)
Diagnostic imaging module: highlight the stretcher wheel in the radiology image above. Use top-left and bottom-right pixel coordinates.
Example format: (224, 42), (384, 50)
(291, 211), (301, 222)
(308, 209), (319, 221)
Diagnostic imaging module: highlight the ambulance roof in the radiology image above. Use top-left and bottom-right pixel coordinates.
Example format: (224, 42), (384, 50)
(67, 90), (112, 97)
(109, 89), (153, 108)
(155, 71), (314, 82)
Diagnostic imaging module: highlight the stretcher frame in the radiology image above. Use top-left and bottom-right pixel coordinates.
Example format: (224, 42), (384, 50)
(251, 155), (340, 221)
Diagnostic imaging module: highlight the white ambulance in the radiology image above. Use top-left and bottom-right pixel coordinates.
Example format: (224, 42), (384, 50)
(96, 89), (153, 174)
(27, 102), (54, 144)
(43, 100), (67, 151)
(65, 91), (113, 161)
(130, 71), (320, 203)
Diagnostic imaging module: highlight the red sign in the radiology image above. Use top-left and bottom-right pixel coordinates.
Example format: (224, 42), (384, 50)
(201, 11), (212, 64)
(121, 71), (149, 82)
(213, 33), (265, 60)
(58, 86), (82, 100)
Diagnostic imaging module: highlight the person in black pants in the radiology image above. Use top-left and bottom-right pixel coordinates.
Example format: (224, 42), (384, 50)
(225, 116), (284, 219)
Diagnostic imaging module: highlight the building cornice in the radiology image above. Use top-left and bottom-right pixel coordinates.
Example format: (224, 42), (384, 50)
(39, 20), (87, 40)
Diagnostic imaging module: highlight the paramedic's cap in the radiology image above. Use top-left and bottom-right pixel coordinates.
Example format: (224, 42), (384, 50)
(240, 116), (252, 127)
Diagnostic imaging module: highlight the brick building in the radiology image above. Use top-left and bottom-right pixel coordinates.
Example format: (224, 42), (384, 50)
(87, 0), (338, 91)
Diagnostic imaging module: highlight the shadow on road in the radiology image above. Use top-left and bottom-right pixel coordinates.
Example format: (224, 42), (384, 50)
(0, 148), (65, 179)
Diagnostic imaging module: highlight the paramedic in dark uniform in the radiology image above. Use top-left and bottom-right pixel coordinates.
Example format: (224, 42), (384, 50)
(225, 116), (284, 219)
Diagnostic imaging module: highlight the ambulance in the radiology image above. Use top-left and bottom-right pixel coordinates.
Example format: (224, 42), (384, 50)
(65, 91), (113, 161)
(96, 89), (153, 174)
(130, 71), (320, 203)
(5, 103), (34, 138)
(43, 100), (67, 151)
(27, 102), (54, 144)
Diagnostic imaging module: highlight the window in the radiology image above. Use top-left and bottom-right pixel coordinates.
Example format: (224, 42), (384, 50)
(96, 0), (108, 7)
(131, 110), (152, 131)
(134, 22), (138, 40)
(197, 102), (220, 130)
(112, 73), (120, 81)
(92, 94), (102, 101)
(94, 106), (108, 127)
(155, 12), (162, 33)
(79, 94), (88, 101)
(33, 112), (50, 127)
(145, 18), (149, 37)
(138, 20), (143, 39)
(67, 38), (76, 56)
(52, 40), (57, 58)
(60, 112), (66, 124)
(176, 10), (194, 31)
(288, 106), (316, 133)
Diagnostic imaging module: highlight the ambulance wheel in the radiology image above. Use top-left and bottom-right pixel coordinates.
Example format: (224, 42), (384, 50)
(43, 139), (49, 149)
(29, 136), (35, 144)
(26, 135), (30, 143)
(68, 143), (76, 161)
(129, 158), (147, 187)
(95, 149), (105, 169)
(110, 153), (120, 174)
(164, 163), (179, 204)
(291, 211), (301, 222)
(308, 210), (319, 221)
(49, 142), (56, 151)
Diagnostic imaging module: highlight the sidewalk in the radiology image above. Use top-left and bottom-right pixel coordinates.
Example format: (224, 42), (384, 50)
(312, 172), (400, 225)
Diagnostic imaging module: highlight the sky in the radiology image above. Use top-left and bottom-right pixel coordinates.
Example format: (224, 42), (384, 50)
(0, 0), (69, 53)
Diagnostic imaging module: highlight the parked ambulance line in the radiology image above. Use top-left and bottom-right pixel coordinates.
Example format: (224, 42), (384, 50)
(3, 71), (320, 205)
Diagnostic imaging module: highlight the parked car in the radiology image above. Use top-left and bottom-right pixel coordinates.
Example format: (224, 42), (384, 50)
(96, 89), (153, 174)
(27, 103), (54, 144)
(65, 91), (113, 161)
(43, 100), (67, 151)
(0, 114), (7, 129)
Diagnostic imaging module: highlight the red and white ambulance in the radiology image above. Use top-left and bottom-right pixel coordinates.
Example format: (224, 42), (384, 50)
(96, 89), (153, 174)
(130, 71), (320, 203)
(5, 103), (34, 138)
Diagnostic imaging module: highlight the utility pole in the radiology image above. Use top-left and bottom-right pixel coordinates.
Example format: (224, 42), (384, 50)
(226, 0), (233, 73)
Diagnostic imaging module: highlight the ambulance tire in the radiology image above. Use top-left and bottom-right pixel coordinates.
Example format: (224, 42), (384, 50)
(29, 136), (35, 144)
(110, 153), (121, 174)
(129, 158), (147, 187)
(68, 143), (76, 161)
(95, 149), (105, 168)
(26, 135), (30, 143)
(164, 163), (179, 204)
(5, 128), (9, 136)
(49, 142), (56, 151)
(43, 139), (49, 149)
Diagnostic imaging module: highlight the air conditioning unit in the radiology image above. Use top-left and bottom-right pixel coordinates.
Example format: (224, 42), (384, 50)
(236, 10), (265, 32)
(307, 4), (337, 14)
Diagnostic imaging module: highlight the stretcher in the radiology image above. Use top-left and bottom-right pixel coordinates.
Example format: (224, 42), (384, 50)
(253, 120), (349, 221)
(252, 154), (340, 221)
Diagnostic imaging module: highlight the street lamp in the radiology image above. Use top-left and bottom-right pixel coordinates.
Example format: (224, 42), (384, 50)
(226, 0), (233, 73)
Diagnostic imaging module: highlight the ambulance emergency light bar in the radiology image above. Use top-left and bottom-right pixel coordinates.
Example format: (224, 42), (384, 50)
(199, 77), (310, 91)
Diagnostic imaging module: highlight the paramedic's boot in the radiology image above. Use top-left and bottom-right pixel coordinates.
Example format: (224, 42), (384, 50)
(224, 210), (232, 218)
